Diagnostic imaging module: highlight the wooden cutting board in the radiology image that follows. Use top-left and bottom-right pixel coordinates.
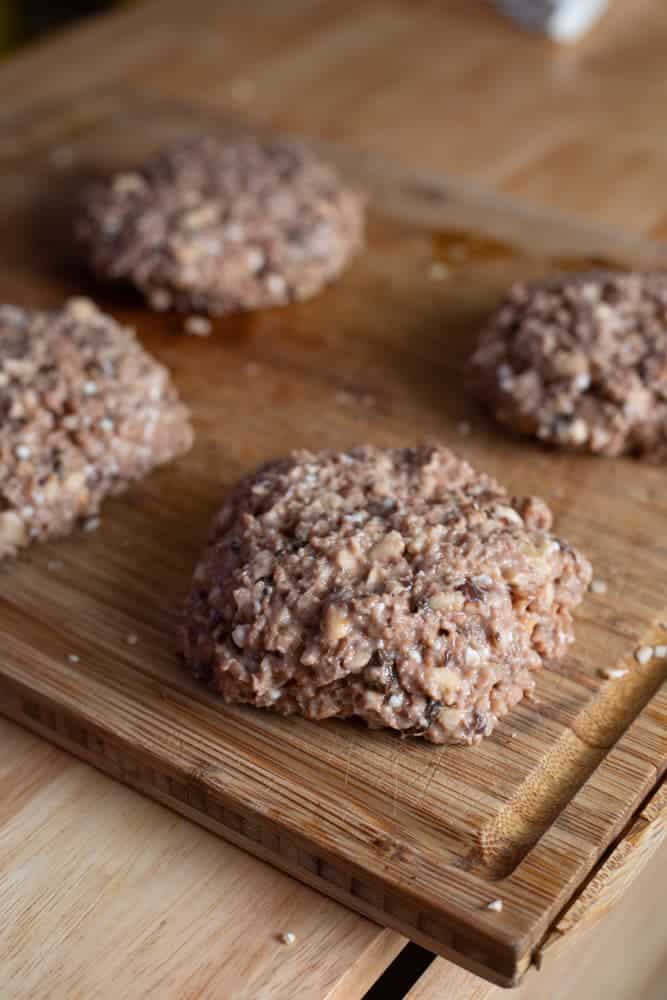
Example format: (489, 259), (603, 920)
(1, 94), (666, 988)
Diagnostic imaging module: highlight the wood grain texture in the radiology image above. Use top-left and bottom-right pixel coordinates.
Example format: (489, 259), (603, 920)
(539, 779), (667, 950)
(3, 0), (667, 236)
(408, 798), (667, 1000)
(2, 3), (667, 992)
(0, 717), (404, 1000)
(0, 96), (666, 986)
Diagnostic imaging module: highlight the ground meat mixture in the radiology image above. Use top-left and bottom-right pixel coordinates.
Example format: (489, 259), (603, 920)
(179, 444), (591, 744)
(467, 271), (667, 460)
(0, 298), (193, 559)
(76, 137), (364, 315)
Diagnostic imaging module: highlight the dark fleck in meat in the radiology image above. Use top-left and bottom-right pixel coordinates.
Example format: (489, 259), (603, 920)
(178, 444), (591, 744)
(76, 137), (364, 316)
(467, 271), (667, 461)
(0, 298), (192, 559)
(459, 580), (486, 602)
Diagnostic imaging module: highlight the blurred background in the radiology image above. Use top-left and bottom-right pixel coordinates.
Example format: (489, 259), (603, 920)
(0, 0), (116, 53)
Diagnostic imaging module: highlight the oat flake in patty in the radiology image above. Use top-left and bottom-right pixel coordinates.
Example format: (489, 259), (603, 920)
(179, 444), (590, 744)
(0, 298), (193, 559)
(467, 271), (667, 460)
(76, 137), (364, 315)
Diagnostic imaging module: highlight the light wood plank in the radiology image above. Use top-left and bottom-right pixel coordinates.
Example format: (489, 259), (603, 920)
(0, 719), (403, 1000)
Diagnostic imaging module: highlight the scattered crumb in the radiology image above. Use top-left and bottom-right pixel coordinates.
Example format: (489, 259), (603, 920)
(229, 78), (256, 104)
(149, 289), (172, 312)
(184, 315), (212, 337)
(654, 645), (667, 659)
(82, 517), (101, 534)
(127, 633), (138, 646)
(335, 390), (354, 406)
(244, 362), (261, 377)
(67, 653), (80, 664)
(266, 273), (287, 297)
(15, 444), (32, 461)
(590, 579), (607, 595)
(279, 931), (296, 945)
(635, 645), (653, 665)
(68, 297), (97, 321)
(457, 421), (471, 436)
(510, 731), (517, 739)
(47, 559), (64, 571)
(599, 667), (629, 680)
(447, 244), (467, 262)
(486, 899), (503, 912)
(49, 145), (75, 169)
(428, 261), (450, 282)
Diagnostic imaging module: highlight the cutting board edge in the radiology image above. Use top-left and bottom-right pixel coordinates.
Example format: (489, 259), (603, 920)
(3, 664), (666, 986)
(0, 668), (534, 987)
(535, 778), (667, 964)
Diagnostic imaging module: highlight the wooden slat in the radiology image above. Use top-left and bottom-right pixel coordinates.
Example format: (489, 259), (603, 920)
(0, 718), (404, 1000)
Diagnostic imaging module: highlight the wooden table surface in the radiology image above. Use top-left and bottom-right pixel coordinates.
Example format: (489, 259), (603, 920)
(1, 2), (667, 997)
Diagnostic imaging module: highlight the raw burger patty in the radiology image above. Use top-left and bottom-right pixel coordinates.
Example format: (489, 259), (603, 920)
(0, 298), (193, 559)
(467, 271), (667, 460)
(76, 136), (364, 315)
(179, 444), (591, 744)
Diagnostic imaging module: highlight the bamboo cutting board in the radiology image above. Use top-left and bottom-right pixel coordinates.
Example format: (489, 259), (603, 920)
(1, 94), (666, 987)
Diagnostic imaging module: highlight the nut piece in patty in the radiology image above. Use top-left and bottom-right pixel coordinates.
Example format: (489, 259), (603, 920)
(179, 444), (591, 744)
(467, 271), (667, 460)
(76, 137), (365, 316)
(0, 298), (193, 559)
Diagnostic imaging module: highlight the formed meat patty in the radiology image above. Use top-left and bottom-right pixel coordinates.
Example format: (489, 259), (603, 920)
(76, 136), (364, 315)
(179, 444), (590, 744)
(467, 271), (667, 460)
(0, 298), (193, 559)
